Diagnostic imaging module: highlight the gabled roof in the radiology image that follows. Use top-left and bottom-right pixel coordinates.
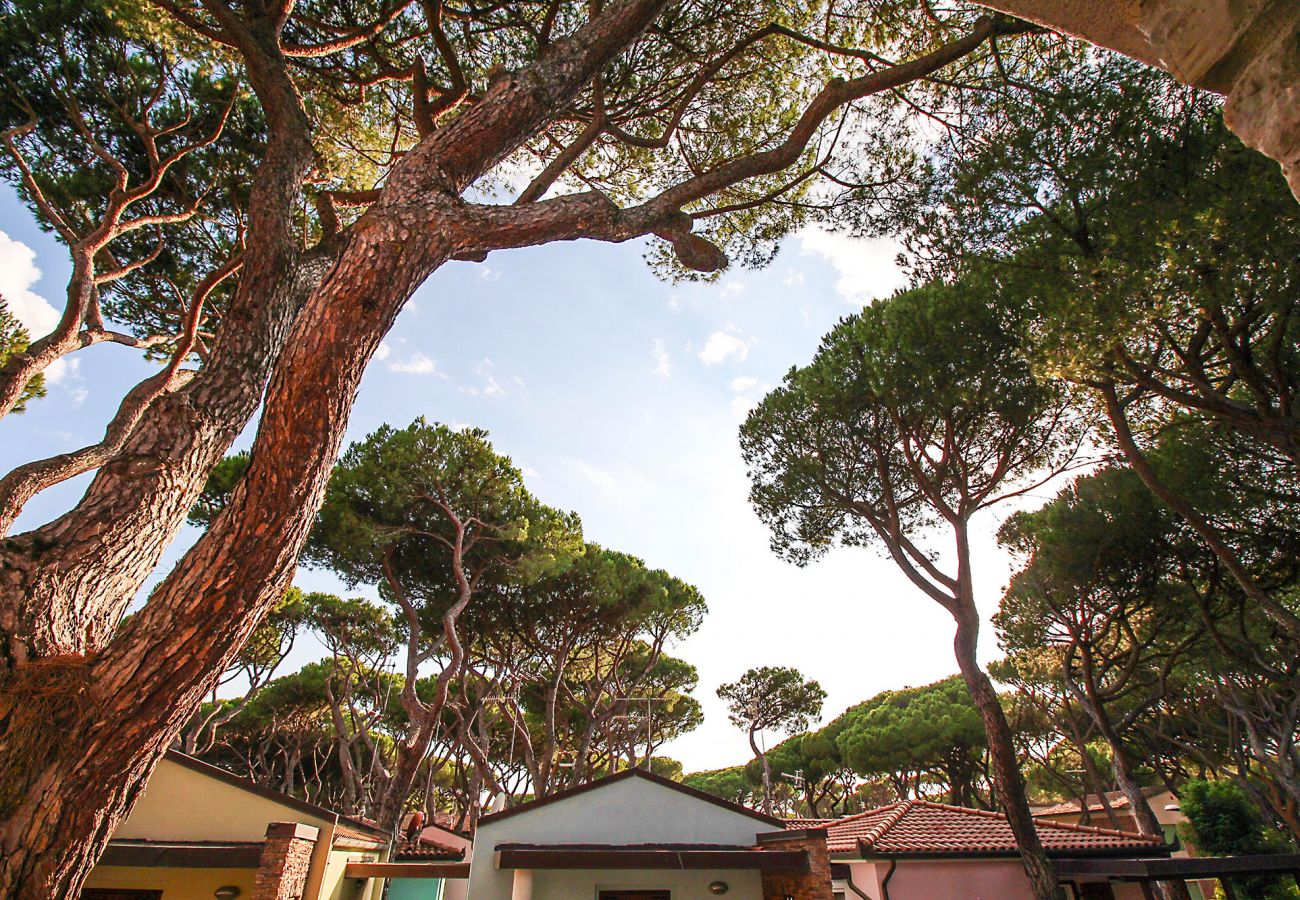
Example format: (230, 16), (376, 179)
(807, 799), (1167, 858)
(476, 767), (785, 829)
(1035, 788), (1169, 818)
(164, 750), (388, 840)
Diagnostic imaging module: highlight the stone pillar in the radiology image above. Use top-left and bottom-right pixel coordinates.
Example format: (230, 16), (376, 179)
(252, 822), (320, 900)
(758, 831), (833, 900)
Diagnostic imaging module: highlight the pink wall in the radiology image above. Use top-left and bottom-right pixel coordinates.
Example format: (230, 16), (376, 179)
(843, 859), (1150, 900)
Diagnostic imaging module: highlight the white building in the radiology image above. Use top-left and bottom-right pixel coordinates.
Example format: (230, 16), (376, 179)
(464, 768), (824, 900)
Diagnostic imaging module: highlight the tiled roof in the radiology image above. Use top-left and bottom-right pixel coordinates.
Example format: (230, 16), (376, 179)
(1035, 788), (1166, 818)
(333, 821), (388, 849)
(785, 817), (836, 829)
(396, 835), (466, 861)
(811, 800), (1166, 857)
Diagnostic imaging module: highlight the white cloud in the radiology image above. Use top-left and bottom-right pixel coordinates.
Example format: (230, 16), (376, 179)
(720, 281), (746, 298)
(698, 329), (750, 366)
(0, 231), (59, 337)
(728, 374), (768, 418)
(387, 352), (444, 376)
(375, 341), (392, 361)
(798, 227), (908, 305)
(650, 338), (672, 378)
(47, 357), (79, 386)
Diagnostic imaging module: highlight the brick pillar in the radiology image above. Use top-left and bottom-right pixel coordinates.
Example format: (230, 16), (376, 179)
(758, 830), (833, 900)
(252, 822), (320, 900)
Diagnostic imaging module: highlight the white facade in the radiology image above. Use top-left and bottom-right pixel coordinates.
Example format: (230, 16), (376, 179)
(466, 772), (774, 900)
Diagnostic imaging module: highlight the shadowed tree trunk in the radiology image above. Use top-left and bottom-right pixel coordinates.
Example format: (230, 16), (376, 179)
(952, 523), (1064, 900)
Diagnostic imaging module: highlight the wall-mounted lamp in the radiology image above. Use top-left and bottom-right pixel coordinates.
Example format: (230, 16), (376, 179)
(708, 881), (729, 894)
(214, 888), (242, 900)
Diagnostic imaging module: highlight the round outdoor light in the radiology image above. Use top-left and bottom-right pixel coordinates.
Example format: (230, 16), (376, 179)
(708, 882), (729, 894)
(214, 888), (242, 900)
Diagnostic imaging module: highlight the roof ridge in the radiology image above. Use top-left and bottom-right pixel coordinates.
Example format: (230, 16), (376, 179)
(1033, 815), (1164, 843)
(911, 799), (1010, 820)
(816, 804), (898, 832)
(858, 799), (915, 849)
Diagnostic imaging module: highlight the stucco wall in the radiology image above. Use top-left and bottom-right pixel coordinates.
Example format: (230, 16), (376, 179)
(466, 775), (775, 900)
(531, 868), (763, 899)
(114, 758), (336, 843)
(842, 858), (1152, 900)
(83, 864), (257, 898)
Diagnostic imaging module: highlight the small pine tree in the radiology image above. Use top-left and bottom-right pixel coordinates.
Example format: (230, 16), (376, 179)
(0, 295), (46, 414)
(1180, 780), (1299, 900)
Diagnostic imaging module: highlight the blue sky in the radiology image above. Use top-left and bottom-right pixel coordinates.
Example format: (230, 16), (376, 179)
(0, 186), (1043, 772)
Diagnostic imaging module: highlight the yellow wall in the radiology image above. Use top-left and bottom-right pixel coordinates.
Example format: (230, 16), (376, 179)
(96, 756), (391, 900)
(115, 758), (336, 842)
(83, 864), (256, 898)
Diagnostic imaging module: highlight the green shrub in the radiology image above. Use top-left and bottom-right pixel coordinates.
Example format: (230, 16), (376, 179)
(1179, 780), (1299, 900)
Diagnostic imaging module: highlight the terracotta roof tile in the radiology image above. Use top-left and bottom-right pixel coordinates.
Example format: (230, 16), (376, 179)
(396, 835), (466, 861)
(808, 800), (1165, 857)
(1035, 788), (1166, 818)
(784, 817), (836, 830)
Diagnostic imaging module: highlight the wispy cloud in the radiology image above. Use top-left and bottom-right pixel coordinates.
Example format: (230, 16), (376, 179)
(565, 458), (620, 498)
(650, 338), (672, 378)
(698, 328), (751, 366)
(387, 352), (445, 376)
(458, 358), (511, 397)
(798, 227), (907, 305)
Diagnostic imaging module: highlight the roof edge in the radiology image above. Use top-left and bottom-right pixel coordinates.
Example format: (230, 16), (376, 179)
(477, 767), (785, 828)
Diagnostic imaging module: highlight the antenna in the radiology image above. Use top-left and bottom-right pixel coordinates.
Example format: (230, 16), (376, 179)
(612, 696), (671, 769)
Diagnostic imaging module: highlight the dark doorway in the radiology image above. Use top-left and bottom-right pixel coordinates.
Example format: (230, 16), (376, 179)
(598, 892), (671, 900)
(1078, 885), (1117, 900)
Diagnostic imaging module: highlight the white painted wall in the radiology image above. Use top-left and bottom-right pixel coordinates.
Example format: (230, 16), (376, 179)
(531, 867), (762, 899)
(466, 774), (773, 900)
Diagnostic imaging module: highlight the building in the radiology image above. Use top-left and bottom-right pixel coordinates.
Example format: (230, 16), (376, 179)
(81, 750), (391, 900)
(793, 798), (1171, 900)
(1034, 789), (1183, 842)
(464, 767), (828, 900)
